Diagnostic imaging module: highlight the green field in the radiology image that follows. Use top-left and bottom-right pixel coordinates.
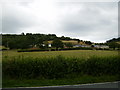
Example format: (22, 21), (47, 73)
(2, 50), (118, 59)
(2, 50), (120, 88)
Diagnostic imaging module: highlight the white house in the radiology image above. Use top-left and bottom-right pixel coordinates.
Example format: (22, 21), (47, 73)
(48, 43), (52, 48)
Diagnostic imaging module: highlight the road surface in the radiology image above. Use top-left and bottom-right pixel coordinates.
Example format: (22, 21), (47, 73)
(2, 81), (120, 90)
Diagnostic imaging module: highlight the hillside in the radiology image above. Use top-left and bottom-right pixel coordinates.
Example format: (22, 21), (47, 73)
(106, 37), (120, 49)
(1, 33), (92, 49)
(47, 40), (87, 45)
(116, 42), (120, 44)
(106, 37), (120, 45)
(106, 37), (120, 43)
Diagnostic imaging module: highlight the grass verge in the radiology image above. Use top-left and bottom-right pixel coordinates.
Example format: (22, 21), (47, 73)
(3, 75), (119, 88)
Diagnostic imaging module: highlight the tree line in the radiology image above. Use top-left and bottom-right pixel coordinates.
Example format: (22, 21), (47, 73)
(1, 33), (84, 49)
(1, 33), (120, 50)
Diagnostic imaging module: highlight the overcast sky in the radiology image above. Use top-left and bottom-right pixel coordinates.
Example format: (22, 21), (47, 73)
(1, 0), (119, 43)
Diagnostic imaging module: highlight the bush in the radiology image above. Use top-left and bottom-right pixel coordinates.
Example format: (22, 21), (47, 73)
(17, 47), (93, 52)
(3, 55), (120, 79)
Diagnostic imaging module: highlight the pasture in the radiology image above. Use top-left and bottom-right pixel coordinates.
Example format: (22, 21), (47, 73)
(2, 50), (118, 59)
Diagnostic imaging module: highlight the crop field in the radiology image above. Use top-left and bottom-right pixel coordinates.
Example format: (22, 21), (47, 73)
(2, 50), (120, 88)
(48, 40), (79, 44)
(2, 50), (118, 59)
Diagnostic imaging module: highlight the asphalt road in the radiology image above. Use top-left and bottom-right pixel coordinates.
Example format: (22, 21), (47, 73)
(2, 81), (120, 90)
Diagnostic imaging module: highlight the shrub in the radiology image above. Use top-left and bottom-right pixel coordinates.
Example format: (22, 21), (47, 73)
(17, 47), (93, 52)
(2, 55), (120, 79)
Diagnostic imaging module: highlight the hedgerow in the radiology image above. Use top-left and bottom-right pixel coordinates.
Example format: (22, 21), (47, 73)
(2, 55), (120, 79)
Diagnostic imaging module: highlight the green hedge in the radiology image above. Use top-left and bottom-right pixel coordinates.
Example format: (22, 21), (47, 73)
(17, 47), (93, 52)
(3, 55), (120, 79)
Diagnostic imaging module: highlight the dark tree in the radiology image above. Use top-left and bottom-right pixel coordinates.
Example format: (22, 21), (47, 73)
(85, 41), (92, 45)
(8, 37), (30, 49)
(21, 32), (25, 35)
(107, 42), (120, 50)
(64, 43), (73, 48)
(52, 39), (64, 50)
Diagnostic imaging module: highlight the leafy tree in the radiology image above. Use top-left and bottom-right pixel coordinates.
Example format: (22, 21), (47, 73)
(78, 40), (80, 43)
(21, 32), (25, 35)
(59, 36), (71, 40)
(8, 40), (17, 49)
(43, 41), (49, 49)
(18, 37), (31, 49)
(52, 39), (64, 50)
(35, 38), (44, 48)
(85, 41), (92, 45)
(107, 42), (120, 50)
(64, 43), (73, 48)
(8, 37), (30, 49)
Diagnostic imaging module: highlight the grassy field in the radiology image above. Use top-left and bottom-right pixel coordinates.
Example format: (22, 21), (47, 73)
(2, 50), (120, 88)
(2, 49), (118, 59)
(3, 75), (119, 88)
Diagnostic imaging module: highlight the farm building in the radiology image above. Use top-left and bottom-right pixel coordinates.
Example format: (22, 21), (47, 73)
(73, 45), (91, 48)
(93, 45), (109, 49)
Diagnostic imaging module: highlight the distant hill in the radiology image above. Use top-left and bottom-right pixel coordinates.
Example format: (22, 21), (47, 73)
(106, 37), (120, 49)
(1, 33), (92, 49)
(106, 37), (120, 43)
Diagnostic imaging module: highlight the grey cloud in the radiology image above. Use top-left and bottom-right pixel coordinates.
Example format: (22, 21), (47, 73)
(58, 2), (117, 42)
(1, 1), (118, 43)
(62, 22), (94, 35)
(2, 3), (39, 34)
(2, 15), (29, 33)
